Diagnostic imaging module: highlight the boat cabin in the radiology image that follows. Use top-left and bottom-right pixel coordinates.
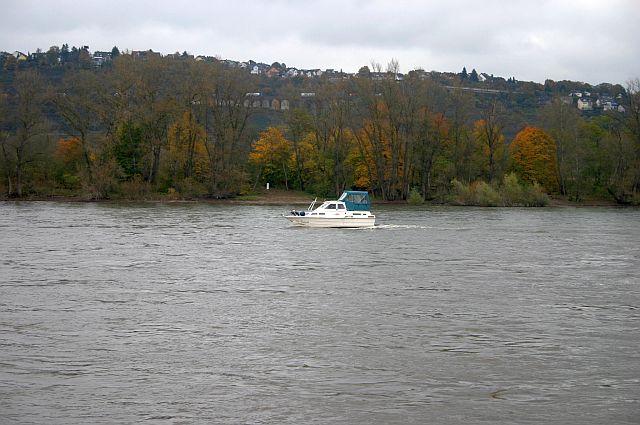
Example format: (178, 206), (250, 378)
(338, 191), (371, 211)
(318, 201), (347, 211)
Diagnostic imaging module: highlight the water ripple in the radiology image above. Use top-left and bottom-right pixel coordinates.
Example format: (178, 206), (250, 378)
(0, 203), (638, 424)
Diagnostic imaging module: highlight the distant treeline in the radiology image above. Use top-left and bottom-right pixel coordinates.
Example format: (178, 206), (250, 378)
(1, 51), (639, 204)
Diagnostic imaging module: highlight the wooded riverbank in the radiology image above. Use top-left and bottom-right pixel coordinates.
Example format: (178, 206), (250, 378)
(2, 54), (639, 206)
(1, 188), (623, 208)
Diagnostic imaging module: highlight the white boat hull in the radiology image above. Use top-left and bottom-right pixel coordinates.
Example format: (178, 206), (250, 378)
(285, 215), (375, 228)
(285, 192), (376, 228)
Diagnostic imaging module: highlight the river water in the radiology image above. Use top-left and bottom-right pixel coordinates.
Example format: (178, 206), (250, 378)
(0, 202), (638, 424)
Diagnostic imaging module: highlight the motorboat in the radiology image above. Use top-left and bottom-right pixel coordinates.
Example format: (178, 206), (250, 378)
(285, 191), (375, 228)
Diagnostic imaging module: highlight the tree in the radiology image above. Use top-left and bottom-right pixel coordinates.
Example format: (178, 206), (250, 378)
(473, 100), (506, 182)
(352, 77), (391, 199)
(166, 110), (207, 182)
(113, 55), (177, 185)
(621, 78), (640, 193)
(290, 132), (324, 192)
(53, 67), (121, 198)
(310, 82), (355, 196)
(510, 127), (558, 193)
(470, 68), (479, 82)
(78, 46), (92, 69)
(202, 63), (254, 197)
(578, 117), (610, 198)
(286, 108), (313, 190)
(249, 127), (292, 189)
(60, 43), (70, 63)
(445, 87), (475, 183)
(0, 70), (49, 196)
(54, 137), (83, 189)
(357, 66), (371, 78)
(597, 114), (636, 203)
(540, 98), (582, 195)
(53, 70), (102, 185)
(414, 111), (449, 199)
(46, 46), (60, 66)
(113, 121), (144, 179)
(461, 67), (468, 80)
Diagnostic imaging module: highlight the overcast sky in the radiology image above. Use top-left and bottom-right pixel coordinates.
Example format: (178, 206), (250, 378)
(2, 0), (639, 85)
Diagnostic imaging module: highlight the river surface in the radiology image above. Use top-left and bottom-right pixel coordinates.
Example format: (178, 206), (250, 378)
(0, 202), (638, 424)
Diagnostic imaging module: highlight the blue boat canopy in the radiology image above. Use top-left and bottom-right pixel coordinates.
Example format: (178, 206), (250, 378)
(338, 191), (371, 211)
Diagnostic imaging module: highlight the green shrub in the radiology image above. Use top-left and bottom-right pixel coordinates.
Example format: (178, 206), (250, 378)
(450, 178), (470, 205)
(473, 181), (501, 207)
(175, 177), (208, 198)
(80, 159), (120, 200)
(449, 175), (549, 207)
(523, 182), (550, 206)
(407, 187), (424, 205)
(501, 173), (524, 206)
(60, 173), (81, 190)
(119, 175), (151, 200)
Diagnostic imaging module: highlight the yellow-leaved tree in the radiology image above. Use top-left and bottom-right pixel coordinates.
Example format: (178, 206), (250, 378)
(166, 111), (208, 181)
(288, 132), (322, 191)
(510, 126), (559, 193)
(249, 127), (292, 190)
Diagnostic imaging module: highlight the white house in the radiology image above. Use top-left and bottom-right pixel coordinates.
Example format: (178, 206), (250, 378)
(577, 98), (593, 111)
(12, 51), (27, 61)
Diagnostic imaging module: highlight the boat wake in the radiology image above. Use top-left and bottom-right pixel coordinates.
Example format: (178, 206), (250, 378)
(372, 224), (435, 230)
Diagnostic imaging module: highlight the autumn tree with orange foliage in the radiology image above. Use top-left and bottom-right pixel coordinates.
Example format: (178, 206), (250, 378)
(54, 138), (83, 166)
(54, 137), (83, 189)
(510, 126), (559, 193)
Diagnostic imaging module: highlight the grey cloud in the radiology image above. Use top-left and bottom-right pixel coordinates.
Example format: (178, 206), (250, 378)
(1, 0), (638, 84)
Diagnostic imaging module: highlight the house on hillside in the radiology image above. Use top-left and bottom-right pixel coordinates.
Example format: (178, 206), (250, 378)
(93, 51), (112, 66)
(131, 50), (161, 60)
(266, 66), (280, 78)
(13, 51), (27, 61)
(285, 68), (299, 77)
(245, 61), (269, 75)
(577, 97), (593, 111)
(224, 60), (240, 68)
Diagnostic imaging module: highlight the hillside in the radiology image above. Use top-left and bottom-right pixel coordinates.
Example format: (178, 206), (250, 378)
(0, 45), (638, 205)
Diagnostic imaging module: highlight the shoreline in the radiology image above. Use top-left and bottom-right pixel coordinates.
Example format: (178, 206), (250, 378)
(0, 189), (627, 207)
